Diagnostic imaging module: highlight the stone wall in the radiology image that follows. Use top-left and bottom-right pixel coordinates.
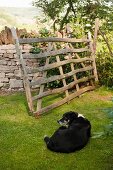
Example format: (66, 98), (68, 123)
(0, 44), (40, 91)
(0, 26), (38, 45)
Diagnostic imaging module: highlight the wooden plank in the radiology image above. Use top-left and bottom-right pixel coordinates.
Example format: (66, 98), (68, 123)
(56, 56), (69, 97)
(69, 41), (94, 86)
(32, 75), (95, 100)
(36, 57), (49, 111)
(70, 60), (79, 91)
(68, 44), (94, 88)
(19, 37), (90, 44)
(11, 27), (34, 112)
(23, 47), (90, 59)
(53, 43), (69, 98)
(36, 43), (52, 112)
(26, 57), (93, 74)
(69, 43), (87, 68)
(88, 32), (98, 82)
(30, 66), (94, 86)
(66, 43), (80, 92)
(34, 86), (95, 115)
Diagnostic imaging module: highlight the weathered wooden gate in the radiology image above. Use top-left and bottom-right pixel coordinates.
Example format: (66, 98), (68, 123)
(11, 28), (98, 116)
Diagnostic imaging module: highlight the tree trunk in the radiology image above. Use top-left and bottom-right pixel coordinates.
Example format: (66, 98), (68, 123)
(99, 30), (113, 57)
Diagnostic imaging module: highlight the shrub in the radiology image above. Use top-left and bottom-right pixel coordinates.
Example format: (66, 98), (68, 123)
(96, 52), (113, 88)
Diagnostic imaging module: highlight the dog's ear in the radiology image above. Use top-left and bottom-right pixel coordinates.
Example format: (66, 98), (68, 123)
(69, 111), (78, 119)
(64, 111), (78, 119)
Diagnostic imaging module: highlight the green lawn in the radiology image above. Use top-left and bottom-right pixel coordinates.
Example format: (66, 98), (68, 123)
(0, 87), (113, 170)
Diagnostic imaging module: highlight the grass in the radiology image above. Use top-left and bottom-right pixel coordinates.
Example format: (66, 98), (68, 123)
(0, 86), (113, 170)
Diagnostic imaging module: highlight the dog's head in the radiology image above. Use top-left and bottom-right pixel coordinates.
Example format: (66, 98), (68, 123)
(58, 111), (84, 126)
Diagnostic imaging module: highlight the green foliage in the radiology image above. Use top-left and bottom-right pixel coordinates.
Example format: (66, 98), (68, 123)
(33, 0), (113, 31)
(39, 28), (50, 37)
(96, 33), (113, 88)
(30, 47), (41, 54)
(96, 52), (113, 88)
(33, 0), (66, 21)
(33, 0), (113, 90)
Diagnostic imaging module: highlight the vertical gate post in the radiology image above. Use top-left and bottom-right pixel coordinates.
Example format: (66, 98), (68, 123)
(88, 32), (98, 82)
(11, 28), (34, 112)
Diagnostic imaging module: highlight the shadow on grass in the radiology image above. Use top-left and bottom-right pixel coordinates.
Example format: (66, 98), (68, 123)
(32, 93), (65, 116)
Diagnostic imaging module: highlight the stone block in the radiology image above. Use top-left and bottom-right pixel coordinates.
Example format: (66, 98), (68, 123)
(10, 79), (23, 88)
(0, 72), (5, 78)
(16, 61), (20, 65)
(5, 58), (10, 61)
(14, 69), (22, 77)
(0, 83), (4, 88)
(6, 73), (14, 78)
(0, 78), (9, 82)
(8, 61), (12, 66)
(14, 54), (19, 59)
(0, 50), (6, 53)
(0, 45), (15, 50)
(22, 50), (30, 53)
(23, 44), (32, 50)
(0, 60), (7, 65)
(0, 66), (18, 72)
(7, 54), (14, 59)
(6, 50), (16, 53)
(3, 53), (14, 58)
(12, 61), (16, 66)
(13, 58), (19, 62)
(3, 83), (10, 89)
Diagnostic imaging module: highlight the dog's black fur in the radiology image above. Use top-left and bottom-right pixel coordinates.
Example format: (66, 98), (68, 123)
(44, 111), (91, 153)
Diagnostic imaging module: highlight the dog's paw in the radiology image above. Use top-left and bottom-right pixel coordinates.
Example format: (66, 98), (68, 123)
(44, 135), (50, 143)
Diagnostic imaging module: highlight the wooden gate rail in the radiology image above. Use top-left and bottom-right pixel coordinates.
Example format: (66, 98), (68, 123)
(34, 86), (95, 115)
(32, 75), (95, 101)
(11, 27), (98, 116)
(26, 57), (93, 73)
(22, 47), (90, 59)
(19, 37), (90, 44)
(30, 66), (94, 86)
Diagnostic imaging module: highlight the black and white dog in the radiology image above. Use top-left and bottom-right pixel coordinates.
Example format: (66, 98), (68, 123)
(44, 111), (91, 153)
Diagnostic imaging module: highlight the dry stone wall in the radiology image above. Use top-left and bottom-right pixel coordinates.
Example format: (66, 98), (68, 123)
(0, 44), (40, 91)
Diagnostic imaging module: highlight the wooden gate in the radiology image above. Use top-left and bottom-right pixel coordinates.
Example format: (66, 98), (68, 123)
(11, 28), (98, 116)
